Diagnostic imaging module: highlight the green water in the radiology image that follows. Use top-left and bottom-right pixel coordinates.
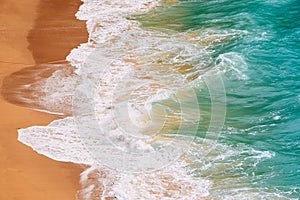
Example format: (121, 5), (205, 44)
(135, 0), (300, 198)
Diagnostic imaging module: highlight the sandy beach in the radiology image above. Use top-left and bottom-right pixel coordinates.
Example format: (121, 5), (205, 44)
(0, 0), (87, 199)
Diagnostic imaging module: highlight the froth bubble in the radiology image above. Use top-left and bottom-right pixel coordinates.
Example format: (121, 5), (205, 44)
(73, 36), (226, 173)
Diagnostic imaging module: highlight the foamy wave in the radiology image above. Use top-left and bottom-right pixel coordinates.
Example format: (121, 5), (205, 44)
(77, 163), (211, 200)
(110, 163), (211, 200)
(17, 0), (280, 199)
(18, 0), (214, 199)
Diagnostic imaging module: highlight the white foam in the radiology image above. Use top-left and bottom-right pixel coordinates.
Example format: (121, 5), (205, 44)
(216, 52), (248, 80)
(76, 162), (211, 200)
(18, 117), (94, 165)
(111, 162), (211, 200)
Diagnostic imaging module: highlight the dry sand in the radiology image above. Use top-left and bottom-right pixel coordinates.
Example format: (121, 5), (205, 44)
(0, 0), (87, 199)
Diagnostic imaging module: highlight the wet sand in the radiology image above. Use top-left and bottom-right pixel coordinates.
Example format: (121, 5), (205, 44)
(0, 0), (87, 199)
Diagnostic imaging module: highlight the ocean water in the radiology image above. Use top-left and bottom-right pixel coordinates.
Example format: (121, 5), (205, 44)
(18, 0), (300, 199)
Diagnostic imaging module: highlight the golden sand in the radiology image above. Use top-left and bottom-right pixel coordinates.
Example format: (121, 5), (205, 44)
(0, 0), (87, 199)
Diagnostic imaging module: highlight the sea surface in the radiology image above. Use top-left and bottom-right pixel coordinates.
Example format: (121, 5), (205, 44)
(18, 0), (300, 199)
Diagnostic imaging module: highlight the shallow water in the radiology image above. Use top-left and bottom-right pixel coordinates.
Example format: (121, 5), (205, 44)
(135, 0), (300, 198)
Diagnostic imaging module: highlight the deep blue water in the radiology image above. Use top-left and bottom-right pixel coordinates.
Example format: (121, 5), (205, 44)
(135, 0), (300, 198)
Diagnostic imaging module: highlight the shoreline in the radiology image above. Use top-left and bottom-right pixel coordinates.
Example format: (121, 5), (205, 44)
(0, 0), (87, 199)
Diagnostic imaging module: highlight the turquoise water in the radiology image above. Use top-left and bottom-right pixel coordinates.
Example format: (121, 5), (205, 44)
(135, 0), (300, 198)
